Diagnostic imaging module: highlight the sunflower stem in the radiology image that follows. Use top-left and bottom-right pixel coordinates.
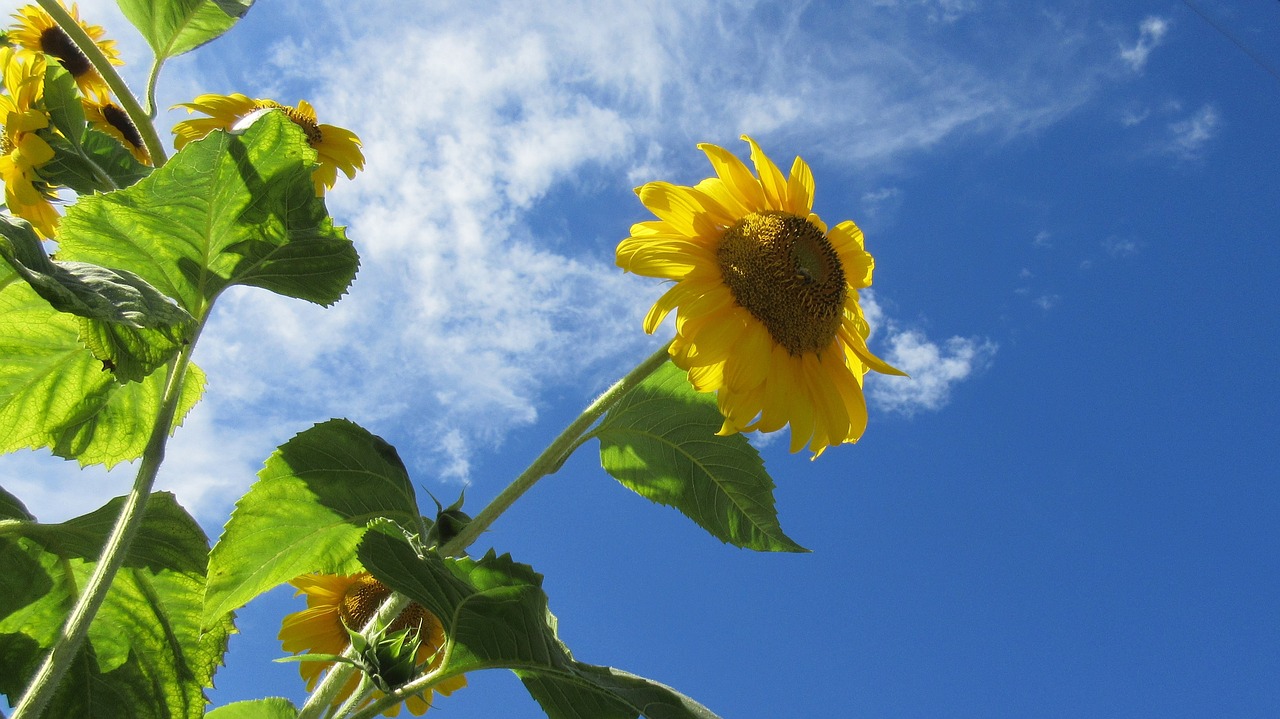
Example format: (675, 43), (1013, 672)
(10, 326), (201, 719)
(438, 340), (673, 557)
(35, 0), (169, 166)
(297, 593), (410, 719)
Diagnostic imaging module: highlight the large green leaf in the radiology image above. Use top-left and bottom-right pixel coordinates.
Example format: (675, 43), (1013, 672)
(117, 0), (254, 59)
(0, 214), (194, 382)
(205, 697), (297, 719)
(359, 533), (723, 719)
(0, 492), (233, 718)
(57, 111), (359, 319)
(203, 419), (423, 626)
(37, 61), (150, 194)
(591, 361), (805, 553)
(0, 273), (205, 467)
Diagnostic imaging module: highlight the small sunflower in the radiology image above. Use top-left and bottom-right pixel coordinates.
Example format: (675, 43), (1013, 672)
(280, 572), (466, 717)
(82, 91), (150, 165)
(172, 93), (364, 196)
(617, 135), (906, 456)
(0, 46), (58, 237)
(9, 2), (122, 98)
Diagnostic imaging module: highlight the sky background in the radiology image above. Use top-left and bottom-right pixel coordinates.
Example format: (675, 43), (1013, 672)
(3, 0), (1279, 717)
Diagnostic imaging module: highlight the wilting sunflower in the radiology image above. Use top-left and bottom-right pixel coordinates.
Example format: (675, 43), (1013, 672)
(9, 2), (122, 98)
(280, 572), (466, 717)
(0, 46), (59, 237)
(172, 93), (364, 195)
(617, 135), (906, 456)
(82, 91), (150, 165)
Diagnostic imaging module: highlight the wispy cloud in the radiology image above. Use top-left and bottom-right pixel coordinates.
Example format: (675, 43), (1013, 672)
(1163, 104), (1220, 160)
(1120, 16), (1171, 72)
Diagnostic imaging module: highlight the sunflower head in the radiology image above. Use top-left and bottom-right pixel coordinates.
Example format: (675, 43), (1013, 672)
(0, 45), (59, 237)
(9, 2), (121, 98)
(616, 135), (906, 456)
(280, 572), (466, 717)
(82, 90), (150, 165)
(172, 93), (364, 196)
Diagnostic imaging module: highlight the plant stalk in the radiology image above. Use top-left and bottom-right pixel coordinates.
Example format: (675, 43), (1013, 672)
(35, 0), (169, 166)
(11, 333), (199, 719)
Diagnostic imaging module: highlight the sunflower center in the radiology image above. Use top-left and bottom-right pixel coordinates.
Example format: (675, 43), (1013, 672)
(717, 211), (846, 355)
(102, 103), (145, 151)
(40, 26), (92, 78)
(339, 575), (428, 637)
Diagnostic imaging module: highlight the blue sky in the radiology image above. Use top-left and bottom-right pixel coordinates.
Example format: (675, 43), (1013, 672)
(3, 0), (1279, 717)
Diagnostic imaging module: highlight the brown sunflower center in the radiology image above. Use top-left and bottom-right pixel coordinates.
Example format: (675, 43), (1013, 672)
(339, 575), (429, 637)
(40, 26), (92, 78)
(717, 211), (847, 355)
(102, 103), (145, 151)
(261, 100), (323, 146)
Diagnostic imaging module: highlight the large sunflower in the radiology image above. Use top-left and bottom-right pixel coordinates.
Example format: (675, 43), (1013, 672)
(9, 2), (122, 98)
(0, 46), (59, 237)
(280, 572), (466, 717)
(617, 135), (905, 456)
(172, 93), (364, 196)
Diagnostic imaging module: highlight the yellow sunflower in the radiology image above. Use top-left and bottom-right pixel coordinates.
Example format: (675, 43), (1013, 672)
(617, 135), (906, 456)
(0, 46), (59, 237)
(9, 2), (122, 98)
(82, 91), (150, 165)
(172, 93), (364, 196)
(279, 572), (466, 717)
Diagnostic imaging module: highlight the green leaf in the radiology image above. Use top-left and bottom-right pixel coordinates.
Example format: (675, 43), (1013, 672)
(117, 0), (254, 59)
(40, 130), (153, 194)
(0, 492), (233, 718)
(359, 533), (723, 719)
(0, 213), (195, 381)
(0, 273), (205, 466)
(203, 419), (422, 626)
(0, 485), (34, 520)
(41, 62), (86, 145)
(57, 111), (359, 319)
(205, 697), (297, 719)
(591, 360), (806, 553)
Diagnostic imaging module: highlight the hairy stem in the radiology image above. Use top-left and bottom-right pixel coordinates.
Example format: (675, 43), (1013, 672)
(11, 328), (201, 719)
(35, 0), (169, 166)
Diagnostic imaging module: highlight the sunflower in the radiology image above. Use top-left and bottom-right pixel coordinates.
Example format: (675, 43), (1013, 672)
(616, 135), (906, 456)
(0, 46), (59, 237)
(8, 2), (122, 98)
(82, 90), (150, 165)
(171, 93), (364, 196)
(280, 572), (466, 717)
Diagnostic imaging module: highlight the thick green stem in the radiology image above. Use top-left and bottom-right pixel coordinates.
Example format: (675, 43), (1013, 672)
(35, 0), (169, 166)
(10, 332), (199, 719)
(440, 340), (672, 556)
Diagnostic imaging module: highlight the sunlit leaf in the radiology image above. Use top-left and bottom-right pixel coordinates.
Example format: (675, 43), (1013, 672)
(360, 533), (723, 719)
(0, 492), (232, 718)
(116, 0), (254, 59)
(58, 111), (359, 320)
(592, 360), (806, 552)
(203, 419), (423, 626)
(205, 697), (298, 719)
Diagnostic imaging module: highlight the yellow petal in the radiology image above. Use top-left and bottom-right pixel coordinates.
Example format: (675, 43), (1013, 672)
(786, 155), (815, 215)
(698, 141), (767, 212)
(741, 135), (788, 211)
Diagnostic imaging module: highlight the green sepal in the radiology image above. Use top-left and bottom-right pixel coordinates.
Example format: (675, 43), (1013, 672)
(117, 0), (255, 59)
(359, 532), (724, 719)
(57, 111), (359, 319)
(591, 360), (807, 553)
(203, 419), (423, 627)
(0, 492), (233, 719)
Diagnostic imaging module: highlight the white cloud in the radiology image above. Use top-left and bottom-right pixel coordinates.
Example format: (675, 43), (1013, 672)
(1120, 16), (1171, 72)
(1103, 236), (1141, 257)
(868, 330), (997, 415)
(1164, 104), (1220, 160)
(1033, 230), (1052, 248)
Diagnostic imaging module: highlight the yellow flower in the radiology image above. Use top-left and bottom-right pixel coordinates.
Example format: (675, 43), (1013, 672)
(172, 93), (364, 196)
(617, 136), (906, 456)
(9, 2), (122, 98)
(82, 91), (150, 165)
(0, 46), (59, 237)
(279, 573), (466, 717)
